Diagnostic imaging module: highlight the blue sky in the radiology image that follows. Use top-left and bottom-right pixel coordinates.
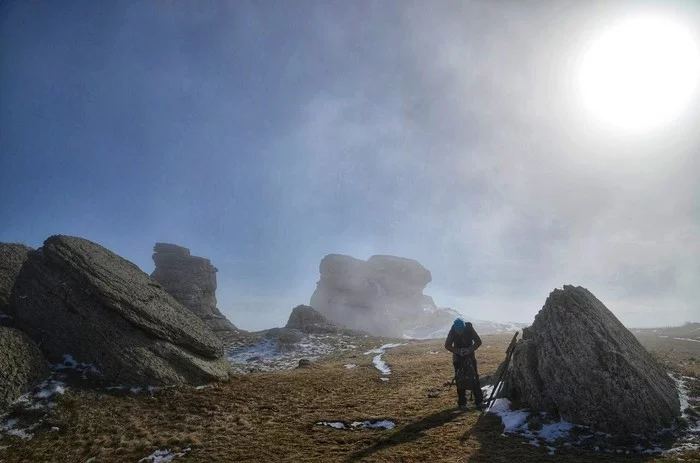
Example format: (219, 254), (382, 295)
(2, 1), (699, 330)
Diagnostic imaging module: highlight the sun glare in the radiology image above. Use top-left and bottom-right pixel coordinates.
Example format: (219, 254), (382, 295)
(578, 15), (700, 131)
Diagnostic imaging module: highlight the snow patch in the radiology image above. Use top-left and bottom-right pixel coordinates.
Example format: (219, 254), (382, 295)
(344, 364), (357, 369)
(483, 375), (700, 455)
(673, 337), (700, 343)
(227, 334), (354, 373)
(138, 447), (191, 462)
(364, 343), (403, 377)
(35, 380), (66, 399)
(317, 420), (396, 430)
(51, 354), (100, 379)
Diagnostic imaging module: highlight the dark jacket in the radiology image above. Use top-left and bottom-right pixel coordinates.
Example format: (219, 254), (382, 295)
(444, 323), (482, 363)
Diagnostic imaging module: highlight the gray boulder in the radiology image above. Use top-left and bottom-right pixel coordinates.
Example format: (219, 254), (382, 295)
(501, 285), (680, 434)
(151, 242), (238, 333)
(0, 327), (50, 409)
(265, 327), (304, 345)
(285, 305), (340, 333)
(8, 235), (231, 386)
(0, 243), (31, 313)
(310, 254), (432, 336)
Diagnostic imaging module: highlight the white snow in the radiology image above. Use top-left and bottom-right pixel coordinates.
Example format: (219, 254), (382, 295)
(138, 447), (191, 462)
(0, 418), (34, 440)
(344, 364), (357, 369)
(52, 354), (100, 378)
(317, 420), (396, 430)
(372, 355), (391, 375)
(35, 380), (66, 399)
(227, 334), (351, 373)
(317, 421), (346, 429)
(351, 420), (396, 430)
(486, 396), (575, 454)
(540, 421), (574, 441)
(482, 374), (700, 456)
(673, 337), (700, 343)
(488, 398), (528, 432)
(364, 343), (403, 376)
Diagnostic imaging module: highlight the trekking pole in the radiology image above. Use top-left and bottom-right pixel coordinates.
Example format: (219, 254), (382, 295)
(483, 332), (519, 410)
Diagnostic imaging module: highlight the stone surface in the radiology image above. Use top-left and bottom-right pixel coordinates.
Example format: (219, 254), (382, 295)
(297, 359), (312, 368)
(265, 327), (304, 345)
(8, 235), (231, 386)
(0, 326), (50, 409)
(0, 243), (31, 312)
(501, 285), (680, 434)
(285, 305), (340, 333)
(310, 254), (432, 336)
(151, 243), (238, 332)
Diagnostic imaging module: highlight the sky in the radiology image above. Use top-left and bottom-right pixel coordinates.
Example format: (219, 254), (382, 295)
(1, 0), (699, 330)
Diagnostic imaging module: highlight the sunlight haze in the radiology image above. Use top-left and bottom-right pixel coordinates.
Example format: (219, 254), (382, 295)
(2, 0), (699, 331)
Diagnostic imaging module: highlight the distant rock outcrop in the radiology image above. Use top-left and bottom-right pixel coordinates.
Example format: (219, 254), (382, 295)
(6, 235), (231, 386)
(500, 285), (680, 434)
(285, 305), (341, 334)
(310, 254), (432, 337)
(151, 243), (238, 333)
(0, 326), (49, 409)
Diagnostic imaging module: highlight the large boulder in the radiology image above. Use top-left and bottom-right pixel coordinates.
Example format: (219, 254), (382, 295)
(285, 305), (340, 334)
(0, 243), (31, 313)
(0, 327), (50, 409)
(7, 235), (231, 386)
(501, 285), (680, 434)
(310, 254), (432, 336)
(151, 243), (238, 333)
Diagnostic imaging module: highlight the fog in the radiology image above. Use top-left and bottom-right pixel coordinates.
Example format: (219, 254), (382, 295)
(2, 1), (699, 330)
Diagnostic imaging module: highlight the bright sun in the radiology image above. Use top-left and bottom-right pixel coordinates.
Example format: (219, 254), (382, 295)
(578, 15), (700, 131)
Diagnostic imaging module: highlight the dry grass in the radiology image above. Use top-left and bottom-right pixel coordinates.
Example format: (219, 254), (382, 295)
(0, 333), (698, 462)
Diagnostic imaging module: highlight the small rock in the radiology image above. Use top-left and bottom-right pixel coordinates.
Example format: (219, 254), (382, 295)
(298, 359), (313, 368)
(265, 327), (303, 344)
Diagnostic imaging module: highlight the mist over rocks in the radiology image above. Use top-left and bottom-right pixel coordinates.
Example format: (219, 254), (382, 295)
(151, 242), (238, 333)
(310, 254), (432, 337)
(5, 235), (231, 386)
(0, 326), (50, 409)
(500, 285), (680, 435)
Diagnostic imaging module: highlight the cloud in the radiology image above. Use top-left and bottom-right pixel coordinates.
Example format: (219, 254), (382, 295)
(247, 0), (700, 328)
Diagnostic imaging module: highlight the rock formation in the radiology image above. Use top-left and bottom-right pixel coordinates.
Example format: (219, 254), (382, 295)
(265, 327), (304, 345)
(0, 243), (31, 314)
(500, 285), (680, 434)
(6, 235), (231, 386)
(310, 254), (432, 337)
(285, 305), (341, 334)
(151, 243), (238, 333)
(0, 327), (49, 409)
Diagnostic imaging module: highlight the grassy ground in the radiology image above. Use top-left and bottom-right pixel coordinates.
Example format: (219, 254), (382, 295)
(0, 333), (698, 462)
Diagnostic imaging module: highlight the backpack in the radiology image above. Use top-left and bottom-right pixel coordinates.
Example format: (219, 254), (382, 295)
(455, 355), (477, 391)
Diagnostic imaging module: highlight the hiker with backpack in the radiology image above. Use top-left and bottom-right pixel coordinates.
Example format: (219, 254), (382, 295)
(444, 318), (485, 410)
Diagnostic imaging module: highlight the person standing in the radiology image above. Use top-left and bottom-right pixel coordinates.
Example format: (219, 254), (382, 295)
(444, 318), (485, 410)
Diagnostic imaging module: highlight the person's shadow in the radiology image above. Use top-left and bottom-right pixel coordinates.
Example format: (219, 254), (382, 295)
(345, 408), (464, 462)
